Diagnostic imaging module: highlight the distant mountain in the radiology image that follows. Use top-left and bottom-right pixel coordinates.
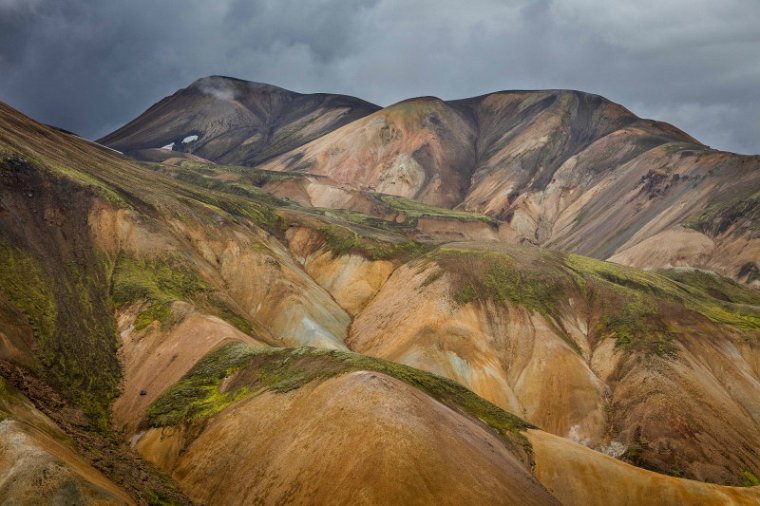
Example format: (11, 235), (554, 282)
(105, 79), (759, 285)
(258, 89), (760, 285)
(98, 75), (380, 165)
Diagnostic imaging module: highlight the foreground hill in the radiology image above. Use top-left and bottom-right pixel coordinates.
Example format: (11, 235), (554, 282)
(2, 97), (760, 505)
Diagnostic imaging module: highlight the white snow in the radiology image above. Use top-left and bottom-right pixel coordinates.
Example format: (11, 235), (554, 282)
(182, 135), (198, 143)
(160, 142), (175, 151)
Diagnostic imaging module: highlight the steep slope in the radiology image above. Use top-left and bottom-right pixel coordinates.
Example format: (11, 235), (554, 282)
(338, 243), (760, 484)
(98, 76), (380, 166)
(132, 344), (760, 506)
(3, 97), (760, 504)
(0, 376), (134, 505)
(0, 100), (385, 502)
(258, 89), (759, 282)
(134, 345), (555, 506)
(104, 79), (760, 282)
(258, 89), (689, 208)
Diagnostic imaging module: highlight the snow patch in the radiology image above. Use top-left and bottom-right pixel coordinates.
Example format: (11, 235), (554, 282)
(86, 139), (123, 155)
(182, 135), (198, 143)
(160, 142), (175, 151)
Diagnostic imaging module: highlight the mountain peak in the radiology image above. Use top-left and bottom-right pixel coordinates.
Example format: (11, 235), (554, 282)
(187, 75), (295, 100)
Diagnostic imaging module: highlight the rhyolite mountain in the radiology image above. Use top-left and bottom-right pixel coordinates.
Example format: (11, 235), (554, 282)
(98, 76), (380, 166)
(103, 77), (760, 287)
(0, 74), (759, 505)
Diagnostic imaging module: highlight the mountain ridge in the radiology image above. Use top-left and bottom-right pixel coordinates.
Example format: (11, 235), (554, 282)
(2, 75), (760, 505)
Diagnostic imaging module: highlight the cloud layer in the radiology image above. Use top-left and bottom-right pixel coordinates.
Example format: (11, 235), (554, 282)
(1, 0), (758, 153)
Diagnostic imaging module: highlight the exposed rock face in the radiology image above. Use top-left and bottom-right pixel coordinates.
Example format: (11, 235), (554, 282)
(253, 89), (759, 282)
(137, 371), (558, 506)
(98, 76), (380, 166)
(2, 74), (760, 506)
(345, 244), (760, 483)
(102, 78), (760, 282)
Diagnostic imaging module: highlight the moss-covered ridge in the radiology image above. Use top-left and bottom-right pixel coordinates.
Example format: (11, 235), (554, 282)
(146, 344), (534, 449)
(317, 222), (427, 261)
(155, 161), (291, 209)
(425, 244), (760, 357)
(377, 194), (498, 226)
(0, 159), (121, 429)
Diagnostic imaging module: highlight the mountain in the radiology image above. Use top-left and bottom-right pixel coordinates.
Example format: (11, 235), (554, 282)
(105, 80), (760, 286)
(98, 76), (380, 166)
(2, 74), (760, 505)
(256, 90), (760, 285)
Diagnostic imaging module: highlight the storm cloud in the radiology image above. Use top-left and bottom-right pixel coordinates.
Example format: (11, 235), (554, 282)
(1, 0), (758, 153)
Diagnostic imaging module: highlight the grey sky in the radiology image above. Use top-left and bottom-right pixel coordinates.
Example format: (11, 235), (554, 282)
(1, 0), (759, 154)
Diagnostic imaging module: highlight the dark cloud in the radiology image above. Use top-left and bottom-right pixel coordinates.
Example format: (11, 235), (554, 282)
(0, 0), (758, 153)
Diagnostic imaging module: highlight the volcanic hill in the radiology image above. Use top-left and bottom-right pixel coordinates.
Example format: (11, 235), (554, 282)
(0, 76), (758, 504)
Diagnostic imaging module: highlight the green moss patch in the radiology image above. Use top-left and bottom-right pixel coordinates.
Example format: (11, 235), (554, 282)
(740, 469), (760, 487)
(147, 344), (533, 451)
(177, 161), (300, 186)
(0, 241), (57, 347)
(0, 239), (120, 429)
(662, 268), (760, 306)
(432, 247), (566, 312)
(321, 208), (411, 233)
(378, 194), (498, 226)
(111, 254), (255, 335)
(319, 223), (426, 261)
(111, 254), (211, 330)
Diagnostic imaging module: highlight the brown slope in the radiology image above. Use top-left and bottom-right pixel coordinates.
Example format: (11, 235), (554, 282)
(324, 242), (760, 484)
(259, 89), (694, 208)
(0, 100), (371, 501)
(131, 344), (760, 506)
(0, 376), (134, 505)
(258, 88), (759, 282)
(527, 429), (760, 506)
(98, 76), (380, 165)
(137, 369), (557, 506)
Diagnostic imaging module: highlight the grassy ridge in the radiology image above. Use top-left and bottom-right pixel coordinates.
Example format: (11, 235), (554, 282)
(378, 194), (498, 226)
(147, 344), (533, 451)
(318, 223), (426, 261)
(424, 245), (760, 357)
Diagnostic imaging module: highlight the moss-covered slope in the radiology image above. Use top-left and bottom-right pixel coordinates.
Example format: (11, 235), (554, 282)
(146, 344), (533, 451)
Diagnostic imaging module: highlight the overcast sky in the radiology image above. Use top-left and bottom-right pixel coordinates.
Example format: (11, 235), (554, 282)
(1, 0), (759, 153)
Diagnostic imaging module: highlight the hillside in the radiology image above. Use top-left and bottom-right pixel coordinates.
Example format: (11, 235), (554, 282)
(103, 78), (760, 285)
(2, 82), (760, 506)
(98, 76), (380, 166)
(257, 90), (760, 284)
